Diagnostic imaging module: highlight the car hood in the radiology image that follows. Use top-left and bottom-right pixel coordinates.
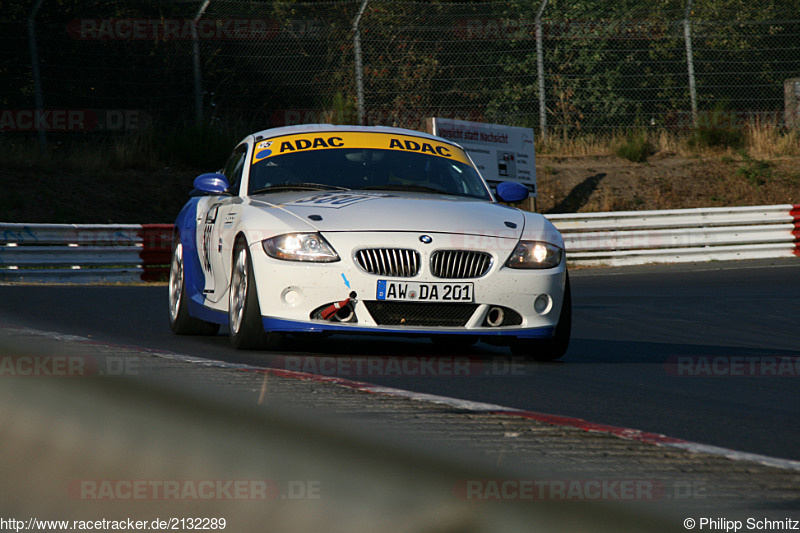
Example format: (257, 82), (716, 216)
(247, 191), (526, 238)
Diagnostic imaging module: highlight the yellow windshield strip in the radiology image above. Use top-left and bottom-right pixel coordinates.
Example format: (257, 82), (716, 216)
(252, 131), (471, 165)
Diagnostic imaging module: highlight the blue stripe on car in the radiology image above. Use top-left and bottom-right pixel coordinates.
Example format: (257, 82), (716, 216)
(262, 317), (554, 338)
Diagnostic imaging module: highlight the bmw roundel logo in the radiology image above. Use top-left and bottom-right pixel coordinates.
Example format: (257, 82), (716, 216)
(419, 235), (433, 244)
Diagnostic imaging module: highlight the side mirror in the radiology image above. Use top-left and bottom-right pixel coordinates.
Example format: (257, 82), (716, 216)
(193, 173), (230, 195)
(495, 181), (529, 203)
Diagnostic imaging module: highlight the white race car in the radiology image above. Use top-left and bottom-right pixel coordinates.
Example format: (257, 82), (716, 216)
(168, 125), (570, 360)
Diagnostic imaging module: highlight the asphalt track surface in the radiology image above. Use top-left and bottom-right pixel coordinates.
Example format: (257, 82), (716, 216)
(1, 259), (799, 461)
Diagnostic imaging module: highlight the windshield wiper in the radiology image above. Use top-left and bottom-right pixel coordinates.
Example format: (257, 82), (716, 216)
(360, 184), (450, 194)
(250, 183), (351, 194)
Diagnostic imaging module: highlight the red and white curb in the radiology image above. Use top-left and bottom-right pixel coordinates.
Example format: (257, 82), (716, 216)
(152, 352), (800, 472)
(278, 378), (800, 472)
(6, 324), (800, 472)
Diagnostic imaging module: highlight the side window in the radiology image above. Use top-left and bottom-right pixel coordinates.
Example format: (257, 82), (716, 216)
(222, 145), (248, 195)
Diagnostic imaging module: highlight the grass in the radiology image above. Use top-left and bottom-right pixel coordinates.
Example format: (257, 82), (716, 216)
(735, 150), (773, 186)
(535, 124), (800, 159)
(534, 123), (800, 214)
(3, 122), (797, 172)
(614, 130), (654, 163)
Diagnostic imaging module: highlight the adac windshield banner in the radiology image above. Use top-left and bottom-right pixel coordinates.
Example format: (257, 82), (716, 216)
(252, 131), (471, 166)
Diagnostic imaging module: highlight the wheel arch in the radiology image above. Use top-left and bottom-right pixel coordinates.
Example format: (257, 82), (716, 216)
(232, 230), (249, 255)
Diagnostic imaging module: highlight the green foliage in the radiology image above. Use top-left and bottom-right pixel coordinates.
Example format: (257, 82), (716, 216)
(159, 123), (245, 170)
(615, 131), (653, 163)
(325, 92), (358, 125)
(736, 150), (772, 186)
(7, 0), (800, 137)
(691, 126), (744, 150)
(690, 103), (745, 149)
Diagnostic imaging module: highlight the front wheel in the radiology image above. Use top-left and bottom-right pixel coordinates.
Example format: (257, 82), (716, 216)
(229, 240), (283, 350)
(511, 272), (571, 362)
(168, 238), (220, 336)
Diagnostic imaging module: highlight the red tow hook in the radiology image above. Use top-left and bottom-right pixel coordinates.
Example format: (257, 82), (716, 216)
(320, 298), (351, 320)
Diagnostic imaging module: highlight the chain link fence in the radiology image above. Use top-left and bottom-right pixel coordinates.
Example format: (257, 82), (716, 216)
(3, 0), (799, 143)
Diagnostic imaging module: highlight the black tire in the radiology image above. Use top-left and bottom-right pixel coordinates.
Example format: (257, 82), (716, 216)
(511, 272), (571, 361)
(168, 237), (220, 336)
(229, 239), (283, 350)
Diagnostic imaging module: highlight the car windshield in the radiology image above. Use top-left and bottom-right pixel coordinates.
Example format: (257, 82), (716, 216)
(248, 134), (492, 200)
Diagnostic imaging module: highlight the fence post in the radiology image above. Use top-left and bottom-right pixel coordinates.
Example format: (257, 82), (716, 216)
(784, 78), (800, 128)
(535, 0), (549, 141)
(353, 0), (370, 126)
(192, 0), (212, 124)
(683, 0), (698, 129)
(27, 0), (46, 150)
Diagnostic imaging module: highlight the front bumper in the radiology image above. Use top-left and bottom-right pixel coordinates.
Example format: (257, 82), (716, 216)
(248, 231), (567, 339)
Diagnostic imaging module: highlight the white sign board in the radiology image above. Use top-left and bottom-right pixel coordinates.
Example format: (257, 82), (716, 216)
(427, 117), (536, 196)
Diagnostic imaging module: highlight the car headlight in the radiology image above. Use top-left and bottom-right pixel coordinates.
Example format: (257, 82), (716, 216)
(505, 241), (563, 269)
(262, 233), (339, 262)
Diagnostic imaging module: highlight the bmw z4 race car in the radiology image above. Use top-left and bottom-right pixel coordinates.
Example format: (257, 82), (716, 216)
(168, 124), (570, 360)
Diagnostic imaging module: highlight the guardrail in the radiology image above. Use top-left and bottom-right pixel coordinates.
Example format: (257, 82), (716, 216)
(0, 223), (172, 283)
(1, 204), (798, 281)
(548, 204), (800, 267)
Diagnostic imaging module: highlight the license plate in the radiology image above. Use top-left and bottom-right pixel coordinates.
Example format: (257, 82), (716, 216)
(376, 280), (474, 302)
